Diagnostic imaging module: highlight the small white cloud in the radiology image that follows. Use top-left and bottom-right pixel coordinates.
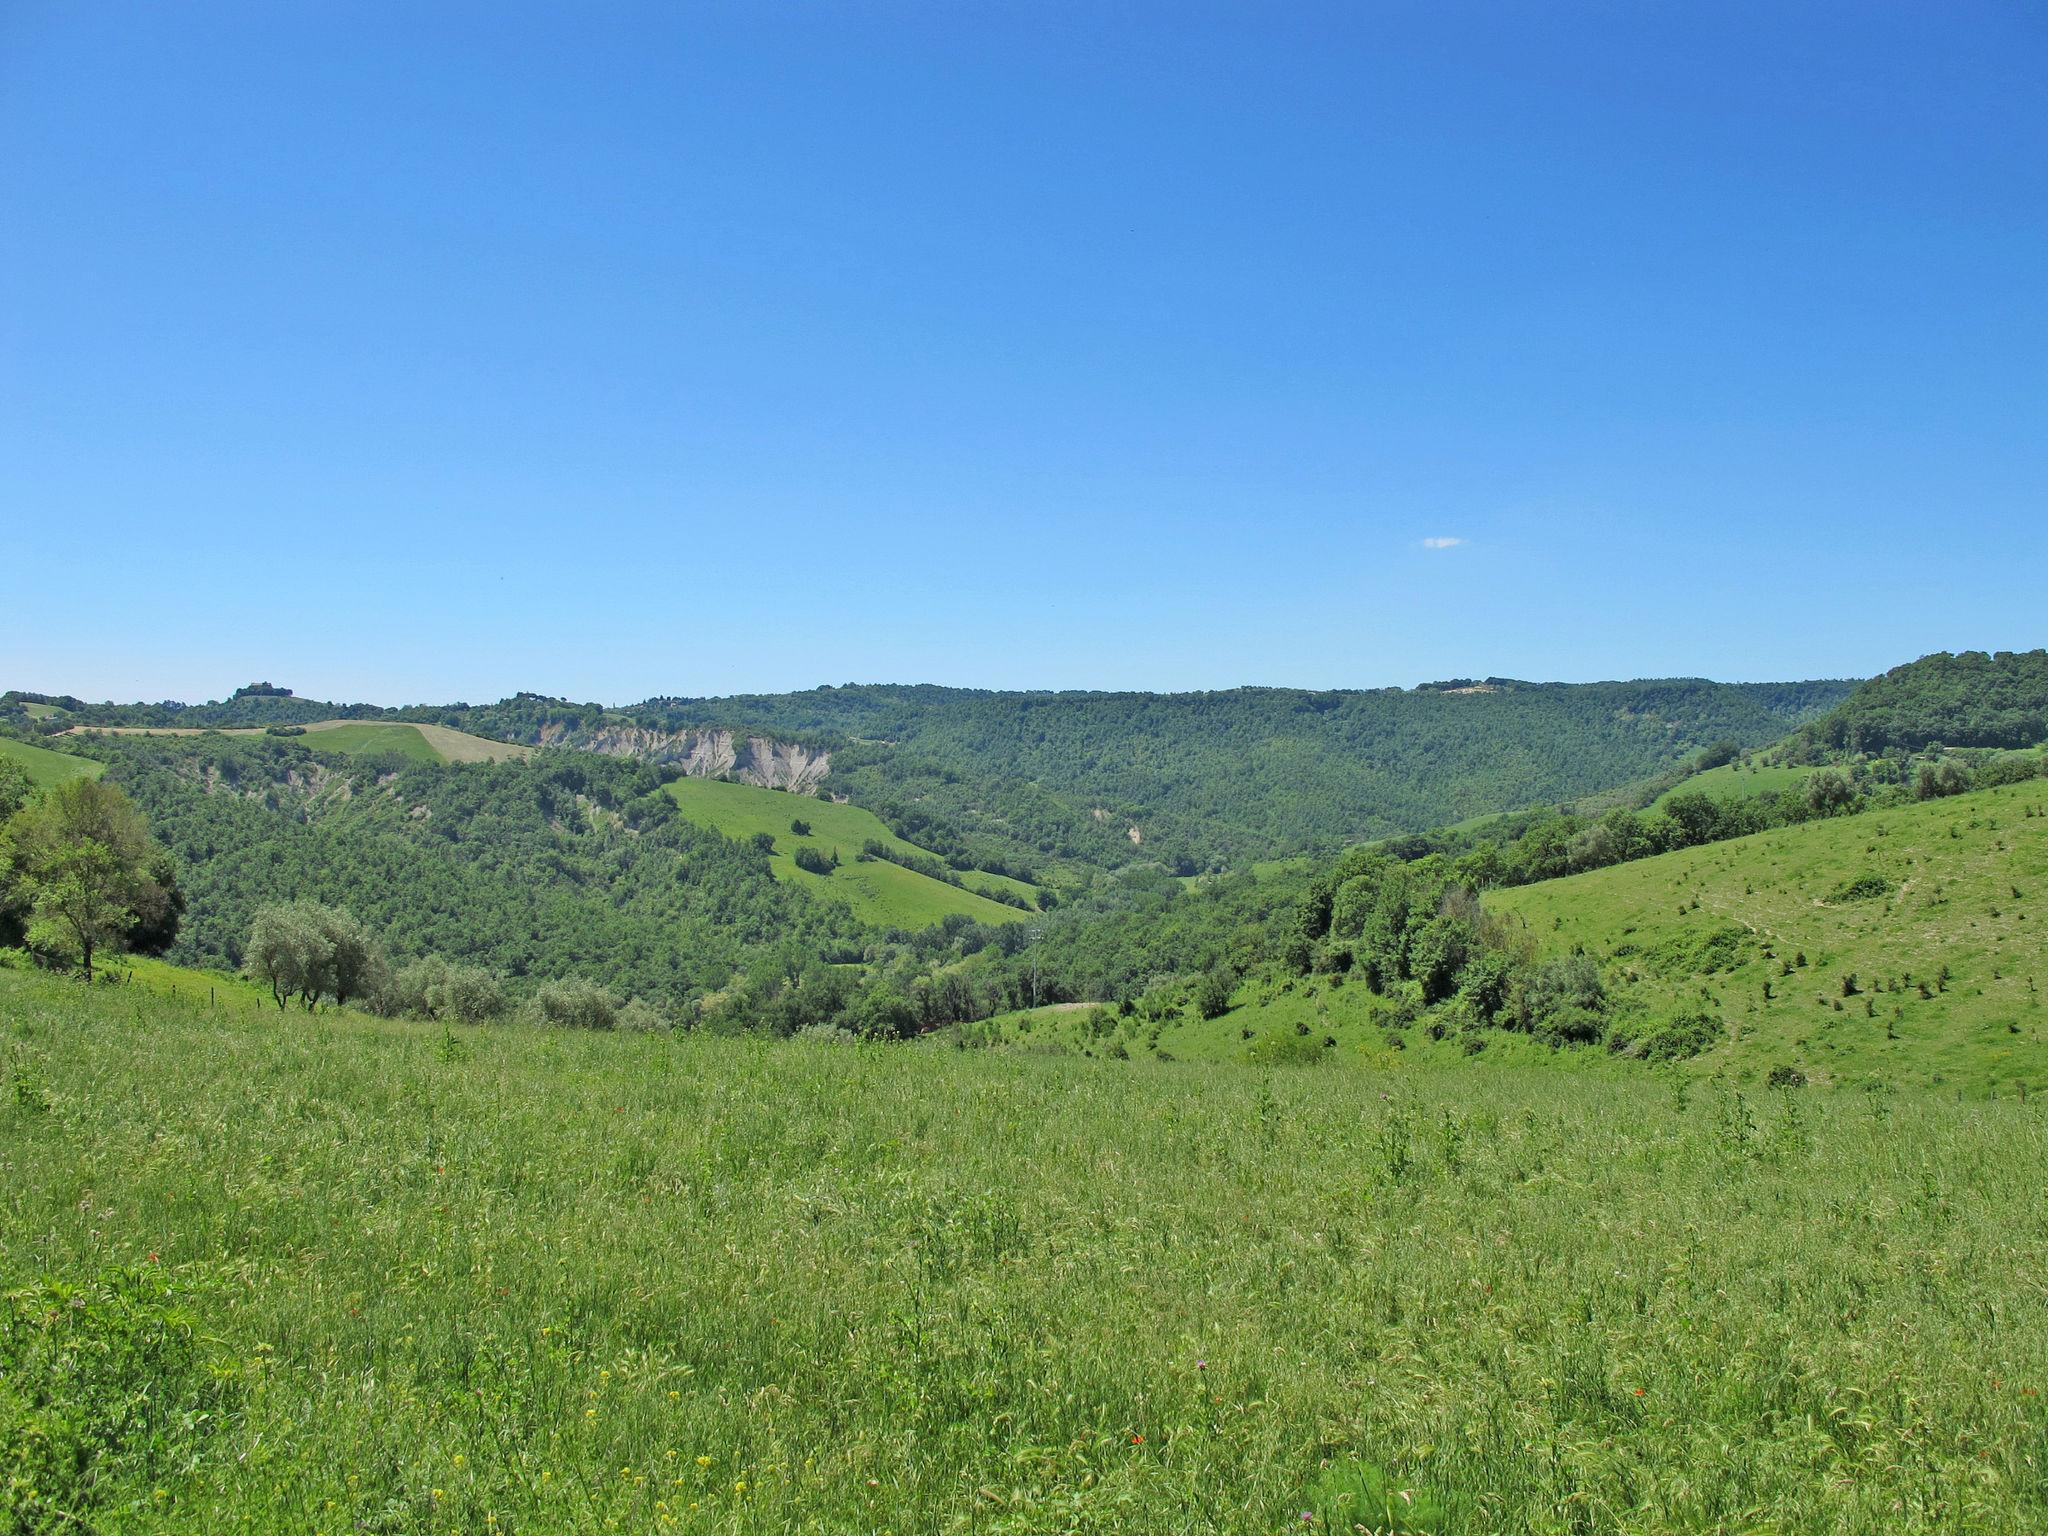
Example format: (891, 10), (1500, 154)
(1420, 536), (1466, 549)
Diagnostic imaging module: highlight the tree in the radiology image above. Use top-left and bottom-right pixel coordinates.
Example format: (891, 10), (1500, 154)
(2, 778), (174, 981)
(0, 759), (32, 823)
(1803, 767), (1857, 817)
(1193, 966), (1235, 1019)
(246, 902), (329, 1010)
(244, 900), (383, 1011)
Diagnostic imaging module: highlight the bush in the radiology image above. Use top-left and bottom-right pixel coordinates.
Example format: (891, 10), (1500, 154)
(1511, 954), (1607, 1042)
(1193, 967), (1235, 1019)
(523, 976), (622, 1030)
(615, 996), (670, 1033)
(1610, 1009), (1722, 1061)
(1828, 873), (1892, 903)
(1242, 1030), (1324, 1066)
(792, 846), (838, 876)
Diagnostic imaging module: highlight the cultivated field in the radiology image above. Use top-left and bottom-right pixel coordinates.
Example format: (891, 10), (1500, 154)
(5, 966), (2047, 1533)
(55, 719), (529, 765)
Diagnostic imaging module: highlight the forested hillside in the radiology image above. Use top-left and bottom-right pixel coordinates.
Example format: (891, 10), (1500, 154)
(1805, 649), (2048, 753)
(10, 674), (1858, 874)
(422, 676), (1854, 869)
(78, 734), (868, 1002)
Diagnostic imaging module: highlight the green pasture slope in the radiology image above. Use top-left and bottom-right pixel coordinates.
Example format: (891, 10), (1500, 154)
(6, 966), (2048, 1533)
(298, 720), (445, 764)
(665, 775), (1036, 928)
(971, 778), (2048, 1090)
(1651, 758), (1813, 809)
(1495, 775), (2048, 1091)
(0, 733), (104, 789)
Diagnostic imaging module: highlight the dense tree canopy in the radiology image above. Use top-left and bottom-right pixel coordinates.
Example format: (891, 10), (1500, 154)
(1810, 650), (2048, 753)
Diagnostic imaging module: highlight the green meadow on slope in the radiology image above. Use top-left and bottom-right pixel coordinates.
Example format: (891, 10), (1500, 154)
(7, 965), (2048, 1535)
(1649, 758), (1813, 809)
(0, 733), (104, 789)
(1493, 774), (2048, 1092)
(665, 775), (1038, 929)
(967, 776), (2048, 1092)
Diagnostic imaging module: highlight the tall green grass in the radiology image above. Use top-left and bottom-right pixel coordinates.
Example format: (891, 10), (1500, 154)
(5, 968), (2047, 1532)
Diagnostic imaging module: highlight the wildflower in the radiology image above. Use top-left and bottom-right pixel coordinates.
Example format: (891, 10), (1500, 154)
(697, 1456), (713, 1468)
(1131, 1435), (1143, 1445)
(1633, 1388), (1646, 1397)
(431, 1489), (444, 1500)
(452, 1454), (466, 1467)
(1195, 1359), (1207, 1370)
(734, 1480), (748, 1494)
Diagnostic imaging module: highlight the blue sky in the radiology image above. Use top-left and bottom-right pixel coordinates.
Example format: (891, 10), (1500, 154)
(3, 1), (2043, 705)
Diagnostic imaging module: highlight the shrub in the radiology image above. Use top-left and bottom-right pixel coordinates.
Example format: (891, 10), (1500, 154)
(1241, 1030), (1324, 1066)
(615, 996), (670, 1033)
(1610, 1009), (1722, 1061)
(792, 846), (838, 876)
(1828, 873), (1892, 903)
(523, 977), (622, 1030)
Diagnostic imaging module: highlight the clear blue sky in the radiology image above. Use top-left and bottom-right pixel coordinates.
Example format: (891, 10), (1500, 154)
(3, 2), (2043, 705)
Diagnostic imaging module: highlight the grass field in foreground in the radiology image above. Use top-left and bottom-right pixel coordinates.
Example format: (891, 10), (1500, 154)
(5, 966), (2048, 1533)
(665, 776), (1035, 928)
(0, 733), (105, 789)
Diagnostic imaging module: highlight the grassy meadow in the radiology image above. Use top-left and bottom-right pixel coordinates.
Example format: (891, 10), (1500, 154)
(1494, 775), (2048, 1093)
(999, 777), (2048, 1091)
(5, 965), (2048, 1534)
(1650, 761), (1813, 810)
(664, 776), (1037, 929)
(0, 735), (104, 791)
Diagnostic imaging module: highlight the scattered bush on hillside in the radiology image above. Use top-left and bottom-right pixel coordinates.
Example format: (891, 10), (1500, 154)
(789, 818), (812, 836)
(616, 996), (670, 1032)
(1915, 760), (1972, 800)
(1609, 1009), (1723, 1062)
(1828, 873), (1892, 904)
(792, 845), (839, 876)
(1976, 753), (2046, 789)
(1193, 967), (1235, 1018)
(1511, 954), (1609, 1045)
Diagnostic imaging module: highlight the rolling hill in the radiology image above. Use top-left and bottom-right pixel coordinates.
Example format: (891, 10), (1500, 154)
(1493, 773), (2048, 1092)
(959, 774), (2048, 1094)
